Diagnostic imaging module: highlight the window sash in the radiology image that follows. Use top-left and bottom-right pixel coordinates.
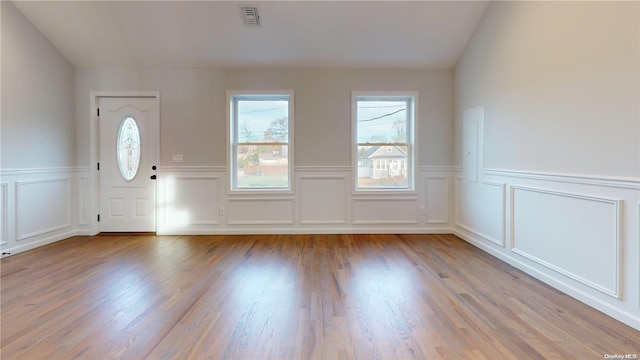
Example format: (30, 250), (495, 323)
(229, 92), (293, 191)
(354, 94), (415, 191)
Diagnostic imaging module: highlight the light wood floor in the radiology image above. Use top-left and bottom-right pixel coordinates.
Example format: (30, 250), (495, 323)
(1, 234), (638, 359)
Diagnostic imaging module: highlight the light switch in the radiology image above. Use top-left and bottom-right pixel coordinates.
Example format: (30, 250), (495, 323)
(172, 154), (184, 163)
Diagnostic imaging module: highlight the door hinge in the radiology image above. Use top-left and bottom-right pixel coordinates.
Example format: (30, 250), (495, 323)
(97, 162), (100, 171)
(97, 214), (100, 222)
(97, 108), (100, 116)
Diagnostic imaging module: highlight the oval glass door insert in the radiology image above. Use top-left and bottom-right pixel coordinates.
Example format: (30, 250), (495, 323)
(117, 117), (141, 181)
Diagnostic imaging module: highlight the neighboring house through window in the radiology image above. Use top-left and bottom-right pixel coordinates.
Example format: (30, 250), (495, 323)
(353, 92), (417, 190)
(228, 91), (294, 190)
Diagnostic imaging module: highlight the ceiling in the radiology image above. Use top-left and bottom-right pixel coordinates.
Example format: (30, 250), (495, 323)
(11, 1), (489, 69)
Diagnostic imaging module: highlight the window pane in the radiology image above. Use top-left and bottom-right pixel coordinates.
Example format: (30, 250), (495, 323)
(356, 100), (407, 143)
(117, 117), (141, 181)
(237, 100), (289, 143)
(236, 144), (288, 188)
(357, 145), (407, 188)
(230, 93), (292, 191)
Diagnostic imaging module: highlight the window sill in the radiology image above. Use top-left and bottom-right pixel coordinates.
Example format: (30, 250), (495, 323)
(352, 189), (418, 197)
(227, 189), (295, 197)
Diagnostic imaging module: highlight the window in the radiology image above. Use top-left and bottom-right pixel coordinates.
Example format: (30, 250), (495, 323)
(228, 92), (293, 190)
(353, 93), (416, 190)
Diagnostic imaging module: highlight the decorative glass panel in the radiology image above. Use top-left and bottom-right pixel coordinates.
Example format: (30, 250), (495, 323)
(117, 117), (141, 181)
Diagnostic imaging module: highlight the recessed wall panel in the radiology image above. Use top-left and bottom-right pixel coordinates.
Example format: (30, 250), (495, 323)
(0, 183), (7, 245)
(511, 186), (620, 297)
(165, 176), (219, 226)
(424, 176), (449, 224)
(78, 176), (88, 226)
(298, 176), (348, 224)
(227, 198), (294, 225)
(456, 179), (505, 246)
(16, 178), (71, 240)
(352, 198), (418, 224)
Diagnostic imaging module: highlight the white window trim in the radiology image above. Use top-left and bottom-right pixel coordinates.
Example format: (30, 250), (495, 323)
(351, 91), (418, 193)
(226, 90), (295, 193)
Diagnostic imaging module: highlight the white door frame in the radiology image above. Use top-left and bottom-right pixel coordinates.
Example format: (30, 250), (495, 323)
(89, 91), (160, 235)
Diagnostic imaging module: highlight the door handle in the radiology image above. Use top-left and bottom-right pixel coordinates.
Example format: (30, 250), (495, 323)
(150, 175), (157, 180)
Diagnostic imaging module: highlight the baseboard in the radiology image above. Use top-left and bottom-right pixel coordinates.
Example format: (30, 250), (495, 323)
(1, 229), (87, 258)
(157, 227), (454, 236)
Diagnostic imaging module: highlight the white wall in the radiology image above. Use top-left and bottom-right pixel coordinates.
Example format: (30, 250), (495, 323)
(0, 2), (83, 255)
(454, 1), (640, 330)
(75, 68), (226, 167)
(222, 69), (453, 167)
(75, 68), (452, 167)
(75, 68), (455, 236)
(454, 1), (639, 177)
(1, 1), (75, 169)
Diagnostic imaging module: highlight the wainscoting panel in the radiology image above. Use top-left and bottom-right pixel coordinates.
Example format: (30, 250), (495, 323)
(227, 198), (295, 225)
(297, 175), (348, 225)
(424, 176), (449, 224)
(510, 186), (621, 298)
(0, 168), (89, 256)
(156, 166), (452, 233)
(78, 176), (88, 226)
(0, 183), (7, 246)
(161, 176), (220, 232)
(456, 168), (640, 330)
(16, 178), (72, 240)
(455, 178), (505, 246)
(352, 198), (419, 225)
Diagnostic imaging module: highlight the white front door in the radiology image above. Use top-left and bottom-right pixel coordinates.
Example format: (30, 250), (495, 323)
(99, 97), (158, 232)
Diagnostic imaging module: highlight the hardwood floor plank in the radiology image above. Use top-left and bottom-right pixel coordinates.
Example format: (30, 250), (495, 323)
(2, 234), (638, 359)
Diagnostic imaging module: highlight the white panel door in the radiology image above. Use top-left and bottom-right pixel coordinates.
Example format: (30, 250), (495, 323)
(99, 97), (158, 232)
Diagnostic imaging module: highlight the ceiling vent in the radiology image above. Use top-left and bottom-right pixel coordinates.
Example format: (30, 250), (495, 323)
(241, 6), (261, 27)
